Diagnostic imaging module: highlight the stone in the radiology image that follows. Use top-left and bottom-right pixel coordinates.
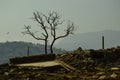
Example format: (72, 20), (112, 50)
(4, 72), (9, 76)
(110, 73), (117, 78)
(96, 72), (105, 76)
(9, 69), (15, 73)
(95, 67), (104, 71)
(18, 71), (22, 74)
(111, 67), (119, 71)
(99, 75), (106, 80)
(92, 75), (99, 79)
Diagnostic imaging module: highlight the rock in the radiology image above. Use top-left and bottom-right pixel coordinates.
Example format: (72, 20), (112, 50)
(60, 54), (67, 57)
(110, 73), (117, 78)
(111, 67), (119, 71)
(96, 72), (105, 76)
(35, 73), (41, 77)
(4, 72), (9, 76)
(95, 68), (104, 71)
(26, 77), (30, 80)
(18, 71), (22, 74)
(99, 75), (106, 80)
(92, 75), (99, 79)
(9, 69), (15, 73)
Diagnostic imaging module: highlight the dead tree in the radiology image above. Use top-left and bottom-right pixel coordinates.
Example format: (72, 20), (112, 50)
(44, 12), (74, 54)
(23, 11), (74, 54)
(23, 12), (48, 55)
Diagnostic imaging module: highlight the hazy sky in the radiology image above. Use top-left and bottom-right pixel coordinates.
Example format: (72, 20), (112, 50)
(0, 0), (120, 44)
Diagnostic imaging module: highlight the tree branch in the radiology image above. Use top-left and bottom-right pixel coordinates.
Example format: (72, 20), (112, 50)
(33, 12), (49, 39)
(55, 21), (74, 40)
(24, 25), (45, 40)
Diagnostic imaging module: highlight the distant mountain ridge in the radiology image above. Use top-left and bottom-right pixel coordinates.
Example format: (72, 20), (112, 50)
(55, 30), (120, 50)
(0, 41), (64, 64)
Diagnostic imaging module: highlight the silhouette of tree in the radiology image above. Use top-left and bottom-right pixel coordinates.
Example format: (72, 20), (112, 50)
(23, 11), (74, 54)
(44, 12), (74, 54)
(23, 12), (48, 54)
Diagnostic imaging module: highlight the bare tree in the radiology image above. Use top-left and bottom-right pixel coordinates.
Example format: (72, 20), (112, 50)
(23, 11), (74, 54)
(44, 12), (74, 54)
(23, 12), (49, 55)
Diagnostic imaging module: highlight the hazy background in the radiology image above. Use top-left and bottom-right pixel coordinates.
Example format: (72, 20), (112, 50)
(0, 0), (120, 44)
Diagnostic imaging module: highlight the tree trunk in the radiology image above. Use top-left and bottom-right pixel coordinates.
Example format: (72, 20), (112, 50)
(45, 40), (47, 55)
(50, 39), (55, 54)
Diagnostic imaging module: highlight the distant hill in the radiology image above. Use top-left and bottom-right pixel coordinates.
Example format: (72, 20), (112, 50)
(0, 41), (65, 64)
(55, 30), (120, 51)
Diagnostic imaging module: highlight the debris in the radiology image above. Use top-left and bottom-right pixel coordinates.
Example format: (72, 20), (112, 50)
(99, 75), (106, 80)
(111, 67), (119, 71)
(110, 73), (117, 78)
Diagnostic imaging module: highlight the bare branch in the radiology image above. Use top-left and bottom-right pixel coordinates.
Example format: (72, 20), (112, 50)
(24, 11), (75, 54)
(23, 25), (45, 40)
(53, 21), (74, 40)
(65, 21), (74, 34)
(32, 12), (49, 38)
(45, 12), (75, 54)
(41, 33), (47, 37)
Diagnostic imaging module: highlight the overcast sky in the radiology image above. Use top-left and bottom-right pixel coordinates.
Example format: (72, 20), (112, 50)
(0, 0), (120, 44)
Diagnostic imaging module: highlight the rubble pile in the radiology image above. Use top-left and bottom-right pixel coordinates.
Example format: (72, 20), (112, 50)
(1, 46), (120, 80)
(0, 65), (75, 80)
(57, 46), (120, 70)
